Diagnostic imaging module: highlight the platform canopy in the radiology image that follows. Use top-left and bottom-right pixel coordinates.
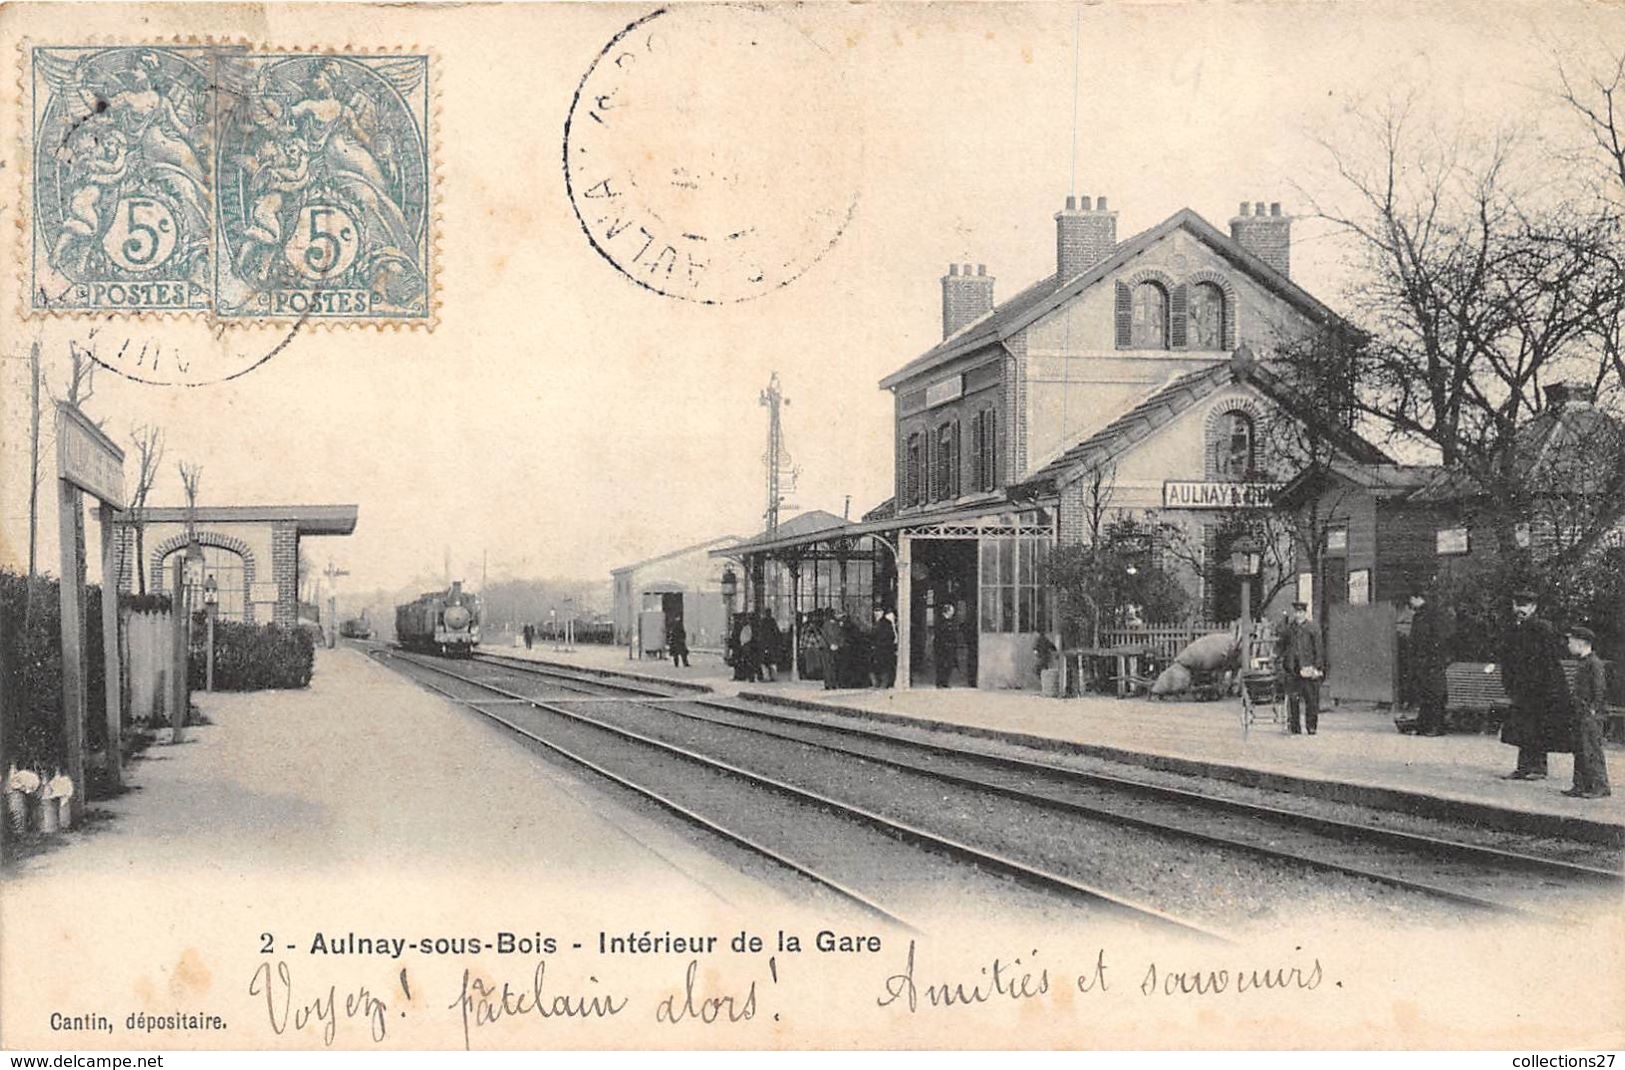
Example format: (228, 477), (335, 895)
(120, 504), (359, 535)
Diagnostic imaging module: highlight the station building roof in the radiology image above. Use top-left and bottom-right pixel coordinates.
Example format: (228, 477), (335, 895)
(611, 534), (743, 576)
(879, 208), (1346, 391)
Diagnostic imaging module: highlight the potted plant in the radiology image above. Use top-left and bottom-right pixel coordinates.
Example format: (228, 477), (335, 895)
(49, 774), (74, 831)
(37, 772), (61, 835)
(5, 767), (37, 835)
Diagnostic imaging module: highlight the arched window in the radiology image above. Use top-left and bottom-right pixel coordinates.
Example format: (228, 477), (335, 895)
(160, 544), (248, 621)
(1189, 281), (1226, 350)
(1215, 411), (1255, 479)
(1130, 282), (1169, 349)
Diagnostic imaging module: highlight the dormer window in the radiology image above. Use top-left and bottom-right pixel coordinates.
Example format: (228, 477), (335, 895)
(1130, 281), (1170, 349)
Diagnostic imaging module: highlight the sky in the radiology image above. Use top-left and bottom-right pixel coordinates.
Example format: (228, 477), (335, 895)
(4, 1), (1622, 594)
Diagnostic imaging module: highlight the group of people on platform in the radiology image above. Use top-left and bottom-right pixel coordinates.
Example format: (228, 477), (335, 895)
(723, 610), (784, 683)
(722, 606), (902, 689)
(1271, 588), (1610, 799)
(1399, 588), (1612, 799)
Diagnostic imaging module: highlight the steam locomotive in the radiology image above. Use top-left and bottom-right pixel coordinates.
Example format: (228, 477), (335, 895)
(395, 581), (481, 656)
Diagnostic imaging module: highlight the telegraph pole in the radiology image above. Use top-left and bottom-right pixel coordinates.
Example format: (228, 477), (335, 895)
(759, 373), (788, 538)
(323, 560), (350, 649)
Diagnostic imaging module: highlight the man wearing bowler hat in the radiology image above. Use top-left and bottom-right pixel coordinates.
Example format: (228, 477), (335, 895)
(1494, 589), (1571, 780)
(1277, 600), (1324, 734)
(1564, 625), (1612, 798)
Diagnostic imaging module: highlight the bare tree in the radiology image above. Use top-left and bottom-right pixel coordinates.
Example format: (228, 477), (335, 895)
(1300, 99), (1625, 585)
(177, 462), (203, 543)
(128, 425), (166, 595)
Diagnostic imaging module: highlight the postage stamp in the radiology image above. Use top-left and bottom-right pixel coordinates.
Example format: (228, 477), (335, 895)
(27, 45), (434, 324)
(213, 52), (433, 321)
(563, 7), (861, 305)
(30, 46), (216, 313)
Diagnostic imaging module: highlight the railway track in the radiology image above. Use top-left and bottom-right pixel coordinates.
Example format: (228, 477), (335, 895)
(468, 651), (1624, 916)
(379, 647), (1621, 926)
(370, 647), (1231, 941)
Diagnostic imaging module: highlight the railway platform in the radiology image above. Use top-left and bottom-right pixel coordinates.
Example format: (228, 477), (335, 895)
(493, 641), (1625, 842)
(1, 645), (795, 902)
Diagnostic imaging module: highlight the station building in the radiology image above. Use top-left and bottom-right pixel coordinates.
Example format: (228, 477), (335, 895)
(610, 534), (745, 654)
(734, 195), (1391, 690)
(114, 504), (359, 627)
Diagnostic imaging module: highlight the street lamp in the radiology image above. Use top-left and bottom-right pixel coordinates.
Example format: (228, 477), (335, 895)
(1229, 533), (1263, 630)
(720, 566), (738, 624)
(203, 574), (219, 692)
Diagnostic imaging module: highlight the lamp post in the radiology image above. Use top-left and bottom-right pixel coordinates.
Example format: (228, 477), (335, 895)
(203, 574), (218, 692)
(1229, 533), (1263, 632)
(720, 566), (738, 646)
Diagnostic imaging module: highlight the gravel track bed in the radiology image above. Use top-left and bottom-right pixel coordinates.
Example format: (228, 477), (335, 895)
(659, 699), (1618, 916)
(710, 696), (1624, 870)
(523, 692), (1473, 931)
(386, 655), (1094, 929)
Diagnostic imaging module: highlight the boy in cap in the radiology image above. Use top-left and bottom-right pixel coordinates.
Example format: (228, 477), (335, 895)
(1565, 625), (1612, 799)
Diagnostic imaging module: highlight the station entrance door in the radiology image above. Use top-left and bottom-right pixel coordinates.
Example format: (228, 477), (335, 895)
(908, 539), (977, 687)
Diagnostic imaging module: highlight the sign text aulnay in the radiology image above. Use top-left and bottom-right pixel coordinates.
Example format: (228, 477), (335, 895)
(1161, 481), (1279, 509)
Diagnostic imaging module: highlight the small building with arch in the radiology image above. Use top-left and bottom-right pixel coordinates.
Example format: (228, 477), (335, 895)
(114, 504), (359, 626)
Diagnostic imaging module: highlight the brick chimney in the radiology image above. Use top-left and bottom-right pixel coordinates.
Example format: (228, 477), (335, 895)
(1055, 195), (1118, 282)
(1230, 201), (1292, 278)
(1544, 381), (1596, 411)
(941, 262), (995, 338)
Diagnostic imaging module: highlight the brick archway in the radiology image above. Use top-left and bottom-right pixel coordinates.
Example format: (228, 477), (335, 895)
(150, 531), (259, 623)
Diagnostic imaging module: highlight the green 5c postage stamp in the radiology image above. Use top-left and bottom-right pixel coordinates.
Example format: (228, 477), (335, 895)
(28, 45), (433, 323)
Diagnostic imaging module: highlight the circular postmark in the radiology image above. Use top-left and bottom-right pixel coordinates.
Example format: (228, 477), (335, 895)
(564, 6), (862, 304)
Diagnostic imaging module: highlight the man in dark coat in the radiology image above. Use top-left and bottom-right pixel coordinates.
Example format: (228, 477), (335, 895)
(1407, 591), (1454, 735)
(1497, 590), (1571, 780)
(870, 606), (898, 688)
(668, 618), (689, 668)
(1564, 625), (1611, 798)
(933, 602), (961, 688)
(734, 613), (759, 683)
(1277, 601), (1323, 734)
(820, 611), (846, 689)
(757, 613), (781, 682)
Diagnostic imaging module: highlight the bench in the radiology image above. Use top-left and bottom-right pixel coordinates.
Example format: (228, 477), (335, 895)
(1443, 660), (1625, 741)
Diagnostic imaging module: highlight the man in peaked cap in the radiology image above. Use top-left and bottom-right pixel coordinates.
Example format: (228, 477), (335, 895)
(1494, 590), (1572, 780)
(1277, 600), (1324, 734)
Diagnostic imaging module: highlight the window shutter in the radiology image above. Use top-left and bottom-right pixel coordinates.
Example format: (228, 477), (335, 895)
(1223, 289), (1237, 350)
(1170, 283), (1189, 349)
(952, 421), (962, 497)
(981, 406), (994, 491)
(969, 412), (982, 492)
(1114, 281), (1132, 348)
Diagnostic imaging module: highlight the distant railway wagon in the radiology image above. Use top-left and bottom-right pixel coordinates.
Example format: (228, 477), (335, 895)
(396, 581), (481, 656)
(339, 616), (374, 640)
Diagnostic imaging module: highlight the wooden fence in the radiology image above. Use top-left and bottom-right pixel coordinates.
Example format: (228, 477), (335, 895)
(1097, 622), (1232, 661)
(124, 604), (180, 725)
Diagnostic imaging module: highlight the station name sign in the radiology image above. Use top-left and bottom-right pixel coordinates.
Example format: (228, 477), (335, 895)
(1161, 481), (1280, 509)
(56, 403), (125, 507)
(925, 374), (964, 408)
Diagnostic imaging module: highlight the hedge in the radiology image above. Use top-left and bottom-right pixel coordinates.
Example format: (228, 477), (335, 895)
(188, 620), (314, 691)
(0, 570), (112, 772)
